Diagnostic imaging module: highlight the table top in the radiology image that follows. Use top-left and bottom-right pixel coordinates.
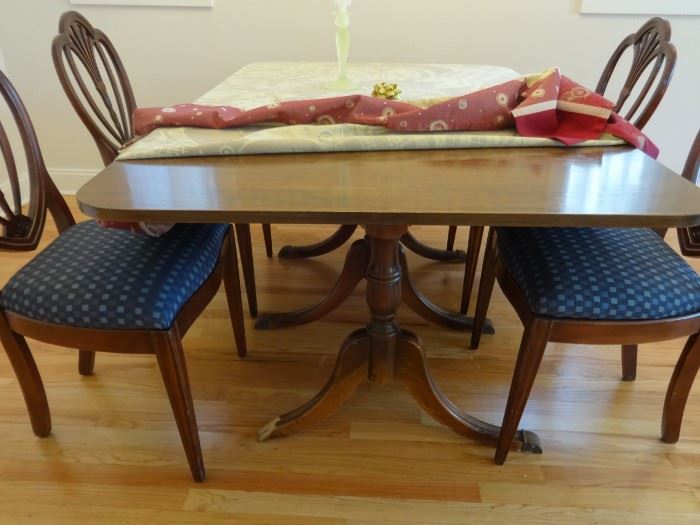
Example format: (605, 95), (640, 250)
(77, 145), (700, 228)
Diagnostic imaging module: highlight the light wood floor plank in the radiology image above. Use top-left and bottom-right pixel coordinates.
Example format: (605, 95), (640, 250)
(184, 488), (700, 525)
(478, 481), (700, 513)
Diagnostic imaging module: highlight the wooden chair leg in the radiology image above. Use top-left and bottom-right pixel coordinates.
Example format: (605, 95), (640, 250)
(661, 333), (700, 444)
(471, 228), (497, 350)
(460, 226), (485, 316)
(78, 350), (95, 376)
(495, 318), (551, 465)
(446, 226), (457, 251)
(262, 223), (273, 258)
(223, 229), (247, 357)
(621, 344), (637, 381)
(0, 311), (51, 437)
(152, 329), (205, 482)
(234, 223), (258, 317)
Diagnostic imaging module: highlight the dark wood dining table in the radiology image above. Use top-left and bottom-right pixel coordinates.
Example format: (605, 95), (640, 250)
(76, 145), (700, 455)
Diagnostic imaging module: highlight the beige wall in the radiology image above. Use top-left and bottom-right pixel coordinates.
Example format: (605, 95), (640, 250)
(0, 0), (698, 188)
(0, 41), (27, 199)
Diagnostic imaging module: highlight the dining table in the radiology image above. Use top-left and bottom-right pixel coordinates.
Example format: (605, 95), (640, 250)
(76, 62), (700, 456)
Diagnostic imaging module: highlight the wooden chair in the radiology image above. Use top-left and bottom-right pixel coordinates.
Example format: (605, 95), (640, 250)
(457, 17), (677, 319)
(0, 69), (246, 481)
(595, 17), (677, 130)
(51, 10), (270, 318)
(469, 130), (700, 463)
(678, 132), (700, 257)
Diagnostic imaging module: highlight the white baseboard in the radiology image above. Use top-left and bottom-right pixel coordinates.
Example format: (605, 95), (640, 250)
(1, 167), (99, 206)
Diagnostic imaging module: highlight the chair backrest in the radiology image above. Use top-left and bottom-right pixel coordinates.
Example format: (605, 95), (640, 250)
(677, 130), (700, 257)
(595, 17), (677, 130)
(0, 70), (74, 250)
(52, 11), (137, 165)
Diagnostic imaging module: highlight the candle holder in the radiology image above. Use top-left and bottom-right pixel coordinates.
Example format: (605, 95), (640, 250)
(324, 0), (359, 91)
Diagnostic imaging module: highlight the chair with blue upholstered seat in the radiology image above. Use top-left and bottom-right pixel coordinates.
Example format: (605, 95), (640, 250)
(457, 17), (677, 320)
(0, 69), (246, 481)
(0, 221), (233, 330)
(678, 132), (700, 257)
(469, 130), (700, 464)
(496, 227), (700, 321)
(50, 9), (268, 324)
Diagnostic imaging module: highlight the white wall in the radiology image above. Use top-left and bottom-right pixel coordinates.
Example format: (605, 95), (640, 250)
(0, 41), (28, 202)
(0, 0), (698, 189)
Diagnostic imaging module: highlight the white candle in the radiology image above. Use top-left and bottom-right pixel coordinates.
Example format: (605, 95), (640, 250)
(325, 0), (358, 90)
(335, 0), (351, 11)
(334, 0), (351, 27)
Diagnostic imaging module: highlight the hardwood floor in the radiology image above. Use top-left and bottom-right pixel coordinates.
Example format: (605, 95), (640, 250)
(0, 198), (699, 524)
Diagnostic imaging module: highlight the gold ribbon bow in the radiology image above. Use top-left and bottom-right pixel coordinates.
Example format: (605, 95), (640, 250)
(372, 82), (401, 100)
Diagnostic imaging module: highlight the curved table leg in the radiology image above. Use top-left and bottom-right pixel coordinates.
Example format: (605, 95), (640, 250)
(258, 329), (369, 441)
(258, 225), (538, 459)
(257, 240), (496, 333)
(400, 232), (467, 263)
(255, 239), (370, 329)
(399, 248), (494, 334)
(395, 329), (541, 453)
(278, 225), (358, 259)
(278, 225), (466, 264)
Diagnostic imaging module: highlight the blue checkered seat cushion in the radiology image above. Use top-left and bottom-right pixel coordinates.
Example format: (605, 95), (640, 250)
(0, 221), (229, 330)
(497, 227), (700, 320)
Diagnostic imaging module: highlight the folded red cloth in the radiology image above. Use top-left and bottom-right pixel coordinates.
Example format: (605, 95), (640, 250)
(132, 68), (657, 157)
(511, 68), (658, 156)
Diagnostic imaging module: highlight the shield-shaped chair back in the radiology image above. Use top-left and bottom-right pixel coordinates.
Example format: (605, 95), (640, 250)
(52, 11), (137, 165)
(596, 17), (677, 130)
(0, 70), (73, 250)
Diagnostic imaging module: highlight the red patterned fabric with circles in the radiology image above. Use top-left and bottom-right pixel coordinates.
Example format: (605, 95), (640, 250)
(132, 69), (656, 157)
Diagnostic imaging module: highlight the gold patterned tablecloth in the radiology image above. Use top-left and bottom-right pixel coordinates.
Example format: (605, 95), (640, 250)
(119, 62), (623, 160)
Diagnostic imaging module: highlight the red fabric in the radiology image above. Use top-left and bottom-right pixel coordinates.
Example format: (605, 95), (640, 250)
(132, 69), (657, 157)
(134, 79), (523, 135)
(513, 69), (617, 146)
(384, 80), (522, 132)
(606, 112), (659, 158)
(97, 219), (175, 237)
(512, 69), (561, 136)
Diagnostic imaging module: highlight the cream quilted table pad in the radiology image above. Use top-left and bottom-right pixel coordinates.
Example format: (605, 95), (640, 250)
(119, 62), (623, 160)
